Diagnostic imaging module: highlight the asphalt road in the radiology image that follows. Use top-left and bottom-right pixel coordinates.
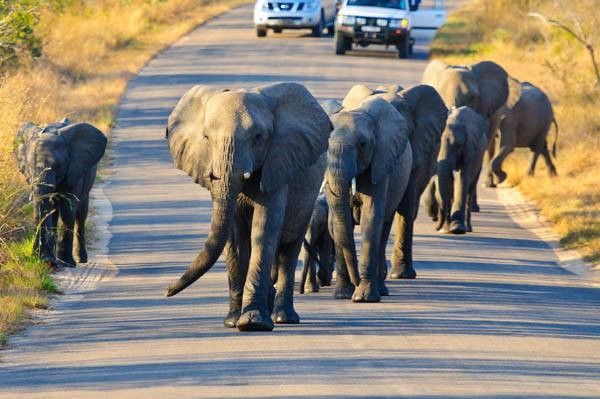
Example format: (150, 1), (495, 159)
(2, 5), (600, 398)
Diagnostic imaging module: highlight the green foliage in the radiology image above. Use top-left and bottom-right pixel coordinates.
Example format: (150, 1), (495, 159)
(0, 0), (43, 70)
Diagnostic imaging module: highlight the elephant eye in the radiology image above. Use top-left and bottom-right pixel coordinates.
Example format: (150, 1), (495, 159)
(253, 133), (263, 145)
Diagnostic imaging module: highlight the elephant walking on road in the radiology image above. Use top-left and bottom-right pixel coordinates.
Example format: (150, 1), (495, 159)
(14, 119), (107, 268)
(424, 107), (489, 234)
(485, 81), (558, 186)
(164, 83), (332, 332)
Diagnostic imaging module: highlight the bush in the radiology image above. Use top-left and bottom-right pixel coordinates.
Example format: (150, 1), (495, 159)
(0, 0), (43, 70)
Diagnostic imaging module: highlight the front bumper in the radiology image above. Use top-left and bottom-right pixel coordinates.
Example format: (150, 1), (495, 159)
(254, 8), (321, 29)
(336, 24), (409, 45)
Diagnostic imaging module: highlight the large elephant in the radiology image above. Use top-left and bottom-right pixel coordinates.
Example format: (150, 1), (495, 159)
(325, 96), (413, 302)
(424, 106), (489, 234)
(14, 119), (107, 267)
(298, 192), (334, 294)
(339, 84), (448, 282)
(163, 82), (332, 332)
(485, 81), (558, 185)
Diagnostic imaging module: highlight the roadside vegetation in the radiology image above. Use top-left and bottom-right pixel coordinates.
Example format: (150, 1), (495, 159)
(0, 0), (249, 346)
(430, 0), (599, 264)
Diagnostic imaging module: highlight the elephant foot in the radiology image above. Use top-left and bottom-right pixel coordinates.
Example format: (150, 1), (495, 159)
(494, 170), (507, 184)
(466, 223), (473, 233)
(334, 278), (355, 299)
(379, 280), (389, 296)
(272, 306), (300, 324)
(237, 309), (274, 332)
(449, 221), (467, 235)
(56, 258), (76, 268)
(75, 251), (88, 264)
(223, 309), (241, 328)
(57, 252), (77, 267)
(471, 202), (480, 213)
(389, 265), (417, 280)
(317, 270), (332, 287)
(352, 280), (381, 303)
(268, 285), (276, 314)
(303, 281), (320, 294)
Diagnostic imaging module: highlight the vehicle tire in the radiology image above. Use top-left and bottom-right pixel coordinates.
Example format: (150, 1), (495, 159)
(335, 31), (351, 55)
(257, 27), (267, 37)
(397, 35), (410, 59)
(312, 10), (325, 37)
(274, 28), (283, 34)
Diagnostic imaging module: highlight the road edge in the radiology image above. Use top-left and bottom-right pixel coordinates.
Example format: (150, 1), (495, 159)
(497, 186), (600, 285)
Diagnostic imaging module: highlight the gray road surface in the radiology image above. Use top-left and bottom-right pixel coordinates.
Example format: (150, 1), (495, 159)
(1, 5), (599, 398)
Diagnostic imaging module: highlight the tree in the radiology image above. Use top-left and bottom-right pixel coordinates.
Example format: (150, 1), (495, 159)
(0, 1), (42, 70)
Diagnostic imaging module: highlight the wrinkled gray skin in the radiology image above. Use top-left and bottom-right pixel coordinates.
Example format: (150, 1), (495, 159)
(325, 95), (413, 302)
(424, 107), (489, 234)
(299, 192), (334, 294)
(164, 82), (331, 332)
(14, 119), (107, 268)
(334, 84), (447, 290)
(422, 60), (510, 211)
(484, 81), (558, 186)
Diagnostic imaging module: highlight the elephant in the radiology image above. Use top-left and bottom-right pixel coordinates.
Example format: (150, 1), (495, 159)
(14, 119), (107, 268)
(422, 60), (511, 211)
(484, 81), (558, 186)
(163, 82), (332, 332)
(337, 84), (447, 285)
(298, 192), (335, 294)
(423, 106), (489, 234)
(325, 95), (413, 302)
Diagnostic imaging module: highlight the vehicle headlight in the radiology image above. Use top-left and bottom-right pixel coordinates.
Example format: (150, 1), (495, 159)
(389, 18), (408, 29)
(337, 14), (356, 25)
(356, 17), (366, 25)
(376, 19), (388, 27)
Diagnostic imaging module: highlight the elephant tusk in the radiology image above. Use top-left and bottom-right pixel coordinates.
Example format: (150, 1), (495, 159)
(243, 172), (251, 179)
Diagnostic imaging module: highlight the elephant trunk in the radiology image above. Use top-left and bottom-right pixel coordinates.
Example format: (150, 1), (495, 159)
(33, 169), (57, 262)
(325, 143), (359, 286)
(435, 159), (454, 231)
(165, 136), (240, 297)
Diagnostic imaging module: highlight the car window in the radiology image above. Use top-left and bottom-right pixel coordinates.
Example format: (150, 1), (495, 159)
(346, 0), (406, 9)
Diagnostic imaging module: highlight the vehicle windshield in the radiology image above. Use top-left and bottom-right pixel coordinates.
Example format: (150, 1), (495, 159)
(346, 0), (406, 9)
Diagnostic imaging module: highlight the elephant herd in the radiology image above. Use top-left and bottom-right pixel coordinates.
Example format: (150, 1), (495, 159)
(14, 59), (559, 332)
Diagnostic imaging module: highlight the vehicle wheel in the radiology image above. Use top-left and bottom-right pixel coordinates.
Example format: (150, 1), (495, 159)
(257, 27), (267, 37)
(274, 28), (282, 34)
(312, 10), (325, 37)
(397, 35), (410, 59)
(335, 31), (351, 55)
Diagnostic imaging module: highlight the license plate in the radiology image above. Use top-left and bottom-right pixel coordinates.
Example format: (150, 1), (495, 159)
(361, 25), (381, 32)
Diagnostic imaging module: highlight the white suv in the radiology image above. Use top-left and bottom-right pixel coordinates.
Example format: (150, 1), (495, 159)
(254, 0), (339, 37)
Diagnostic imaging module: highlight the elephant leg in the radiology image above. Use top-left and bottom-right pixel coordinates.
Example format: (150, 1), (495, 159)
(466, 179), (477, 233)
(483, 135), (497, 188)
(491, 124), (516, 184)
(541, 144), (558, 176)
(423, 179), (437, 221)
(273, 239), (302, 324)
(237, 189), (286, 332)
(224, 207), (251, 328)
(300, 228), (319, 294)
(317, 232), (333, 287)
(333, 240), (355, 299)
(74, 196), (89, 263)
(390, 183), (417, 280)
(56, 198), (77, 267)
(377, 220), (393, 296)
(527, 150), (541, 176)
(449, 168), (469, 234)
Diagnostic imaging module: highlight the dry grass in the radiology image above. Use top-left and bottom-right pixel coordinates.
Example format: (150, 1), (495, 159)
(0, 0), (250, 345)
(431, 0), (600, 264)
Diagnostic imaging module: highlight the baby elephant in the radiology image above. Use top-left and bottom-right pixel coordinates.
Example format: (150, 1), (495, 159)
(425, 107), (488, 234)
(486, 81), (558, 186)
(14, 119), (107, 267)
(299, 192), (334, 294)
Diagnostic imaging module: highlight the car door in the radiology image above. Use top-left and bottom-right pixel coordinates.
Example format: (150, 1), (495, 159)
(410, 0), (446, 39)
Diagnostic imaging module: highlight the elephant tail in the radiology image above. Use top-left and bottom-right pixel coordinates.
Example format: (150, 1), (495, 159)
(551, 117), (558, 158)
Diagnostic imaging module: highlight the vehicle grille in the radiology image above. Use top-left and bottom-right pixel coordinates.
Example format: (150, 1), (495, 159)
(267, 16), (302, 20)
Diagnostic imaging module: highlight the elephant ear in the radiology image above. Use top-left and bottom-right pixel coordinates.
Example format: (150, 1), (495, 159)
(397, 84), (448, 169)
(469, 61), (509, 118)
(505, 76), (522, 110)
(342, 84), (375, 110)
(360, 97), (410, 184)
(166, 85), (226, 188)
(257, 82), (332, 193)
(320, 99), (344, 116)
(59, 122), (107, 183)
(14, 122), (41, 181)
(421, 60), (449, 87)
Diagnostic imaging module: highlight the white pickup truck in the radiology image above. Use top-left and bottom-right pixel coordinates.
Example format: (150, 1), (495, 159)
(334, 0), (446, 58)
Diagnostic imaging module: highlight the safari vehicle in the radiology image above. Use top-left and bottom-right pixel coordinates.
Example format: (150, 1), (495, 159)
(333, 0), (446, 58)
(254, 0), (338, 37)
